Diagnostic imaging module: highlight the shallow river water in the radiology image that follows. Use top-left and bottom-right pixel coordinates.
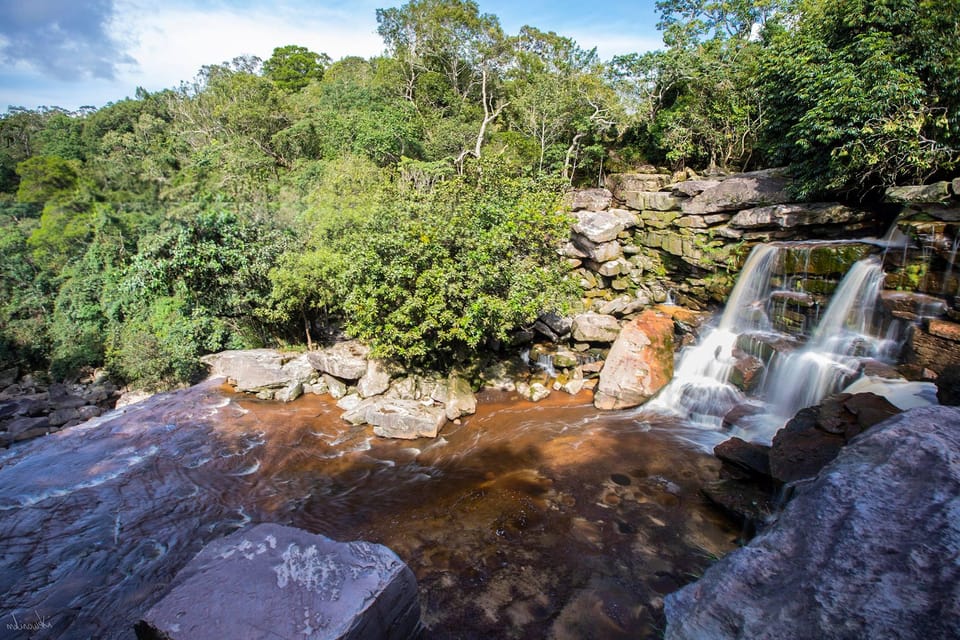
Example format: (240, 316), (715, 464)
(0, 380), (738, 639)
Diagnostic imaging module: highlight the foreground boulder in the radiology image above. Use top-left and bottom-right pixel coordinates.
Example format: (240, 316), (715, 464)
(594, 310), (673, 410)
(136, 523), (420, 640)
(665, 406), (960, 640)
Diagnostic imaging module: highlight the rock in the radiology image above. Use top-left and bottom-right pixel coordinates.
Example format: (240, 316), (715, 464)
(609, 208), (640, 229)
(728, 351), (764, 392)
(879, 291), (948, 317)
(572, 210), (624, 243)
(621, 191), (682, 211)
(594, 310), (674, 410)
(570, 235), (623, 263)
(714, 437), (771, 479)
(305, 379), (329, 395)
(927, 318), (960, 341)
(4, 415), (51, 443)
(571, 313), (621, 343)
(48, 383), (88, 409)
(938, 365), (960, 405)
(76, 405), (102, 421)
(307, 341), (370, 381)
(681, 169), (790, 215)
(444, 375), (476, 420)
(116, 389), (154, 409)
(905, 324), (960, 374)
(598, 295), (649, 317)
(596, 257), (629, 277)
(323, 374), (348, 399)
(48, 407), (81, 427)
(558, 368), (585, 395)
(337, 393), (363, 411)
(274, 381), (303, 403)
(605, 173), (672, 197)
(701, 479), (775, 532)
(537, 312), (572, 338)
(671, 180), (721, 197)
(522, 382), (551, 402)
(201, 350), (314, 394)
(568, 187), (613, 211)
(366, 399), (447, 439)
(135, 523), (420, 640)
(769, 393), (901, 483)
(885, 182), (952, 204)
(665, 406), (960, 640)
(729, 202), (870, 229)
(0, 367), (18, 388)
(357, 360), (392, 398)
(562, 241), (589, 259)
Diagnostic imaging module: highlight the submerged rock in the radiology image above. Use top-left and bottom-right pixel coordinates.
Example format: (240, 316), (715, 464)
(666, 406), (960, 640)
(135, 522), (420, 640)
(594, 310), (674, 410)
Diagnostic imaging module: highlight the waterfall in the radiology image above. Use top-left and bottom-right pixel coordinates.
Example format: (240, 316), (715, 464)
(646, 245), (781, 427)
(647, 242), (912, 444)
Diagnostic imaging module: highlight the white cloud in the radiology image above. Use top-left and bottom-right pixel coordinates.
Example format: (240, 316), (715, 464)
(112, 0), (385, 94)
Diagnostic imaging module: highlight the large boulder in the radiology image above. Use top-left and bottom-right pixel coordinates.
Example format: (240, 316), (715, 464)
(681, 169), (790, 215)
(594, 310), (674, 410)
(307, 341), (370, 381)
(665, 406), (960, 640)
(135, 523), (420, 640)
(571, 313), (621, 343)
(357, 360), (392, 398)
(885, 182), (952, 204)
(200, 350), (314, 396)
(440, 375), (476, 421)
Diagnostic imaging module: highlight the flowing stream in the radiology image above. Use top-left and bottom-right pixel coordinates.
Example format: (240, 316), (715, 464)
(0, 381), (737, 639)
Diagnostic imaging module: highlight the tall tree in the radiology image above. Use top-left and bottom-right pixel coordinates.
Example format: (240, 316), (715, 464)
(263, 45), (331, 92)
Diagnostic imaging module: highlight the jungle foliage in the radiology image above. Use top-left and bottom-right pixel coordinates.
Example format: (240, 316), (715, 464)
(1, 0), (956, 387)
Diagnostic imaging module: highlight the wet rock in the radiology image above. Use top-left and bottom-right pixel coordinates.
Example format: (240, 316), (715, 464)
(571, 313), (621, 343)
(572, 210), (625, 243)
(594, 310), (674, 410)
(357, 360), (392, 398)
(769, 393), (900, 483)
(885, 182), (952, 204)
(135, 523), (420, 640)
(879, 291), (948, 317)
(927, 318), (960, 341)
(702, 479), (775, 532)
(520, 381), (551, 402)
(365, 399), (447, 439)
(714, 437), (771, 479)
(665, 406), (960, 640)
(568, 187), (613, 211)
(729, 203), (869, 229)
(307, 340), (370, 380)
(337, 393), (364, 411)
(681, 169), (790, 215)
(728, 350), (764, 392)
(905, 324), (960, 374)
(722, 403), (764, 429)
(936, 364), (960, 406)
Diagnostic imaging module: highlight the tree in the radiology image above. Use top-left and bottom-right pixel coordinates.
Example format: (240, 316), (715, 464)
(759, 0), (960, 197)
(263, 45), (330, 92)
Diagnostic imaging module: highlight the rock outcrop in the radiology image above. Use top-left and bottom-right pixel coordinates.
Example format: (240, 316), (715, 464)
(1, 378), (120, 446)
(135, 523), (421, 640)
(594, 310), (674, 410)
(666, 406), (960, 640)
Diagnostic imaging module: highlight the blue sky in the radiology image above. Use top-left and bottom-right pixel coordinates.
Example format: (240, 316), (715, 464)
(0, 0), (663, 112)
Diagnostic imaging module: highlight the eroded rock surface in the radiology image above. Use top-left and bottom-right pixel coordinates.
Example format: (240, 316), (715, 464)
(666, 406), (960, 640)
(136, 523), (420, 640)
(594, 310), (673, 410)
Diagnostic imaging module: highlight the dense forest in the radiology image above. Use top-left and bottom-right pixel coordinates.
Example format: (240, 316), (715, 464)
(1, 0), (957, 390)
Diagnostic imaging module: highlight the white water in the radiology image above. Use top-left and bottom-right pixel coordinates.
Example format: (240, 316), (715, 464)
(648, 243), (913, 444)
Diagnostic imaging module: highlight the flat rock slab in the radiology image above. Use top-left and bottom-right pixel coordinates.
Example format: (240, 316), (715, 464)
(136, 523), (420, 640)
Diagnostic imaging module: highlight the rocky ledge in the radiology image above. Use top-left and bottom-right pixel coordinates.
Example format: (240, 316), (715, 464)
(666, 406), (960, 639)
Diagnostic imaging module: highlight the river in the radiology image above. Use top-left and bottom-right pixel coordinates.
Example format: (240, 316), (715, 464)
(0, 379), (737, 639)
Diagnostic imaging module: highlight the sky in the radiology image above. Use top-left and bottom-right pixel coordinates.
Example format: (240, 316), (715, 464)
(0, 0), (664, 112)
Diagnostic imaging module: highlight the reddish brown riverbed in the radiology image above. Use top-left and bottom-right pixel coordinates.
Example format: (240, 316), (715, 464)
(0, 380), (737, 639)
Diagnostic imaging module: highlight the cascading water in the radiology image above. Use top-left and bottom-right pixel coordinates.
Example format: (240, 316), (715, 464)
(647, 241), (921, 445)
